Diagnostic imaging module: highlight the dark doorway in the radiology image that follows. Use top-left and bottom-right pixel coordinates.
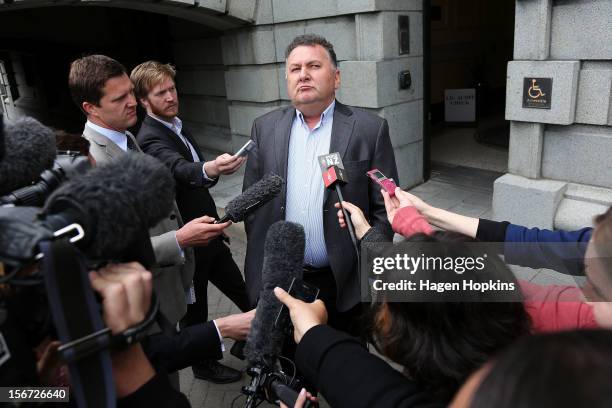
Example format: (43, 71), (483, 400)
(425, 0), (515, 174)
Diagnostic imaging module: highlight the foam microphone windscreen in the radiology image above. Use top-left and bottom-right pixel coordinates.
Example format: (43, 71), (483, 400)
(244, 221), (305, 368)
(44, 152), (175, 259)
(0, 117), (56, 195)
(223, 173), (283, 222)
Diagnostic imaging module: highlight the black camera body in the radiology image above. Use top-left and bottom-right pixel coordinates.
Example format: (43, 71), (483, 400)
(1, 152), (90, 207)
(243, 364), (313, 408)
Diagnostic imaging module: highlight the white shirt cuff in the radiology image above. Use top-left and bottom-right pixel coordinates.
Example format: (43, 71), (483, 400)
(202, 163), (216, 182)
(212, 320), (226, 352)
(174, 231), (185, 257)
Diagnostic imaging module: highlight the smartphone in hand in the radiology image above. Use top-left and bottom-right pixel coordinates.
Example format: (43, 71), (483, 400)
(366, 168), (397, 196)
(234, 140), (255, 158)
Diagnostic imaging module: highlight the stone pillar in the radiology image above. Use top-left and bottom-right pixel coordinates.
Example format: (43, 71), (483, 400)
(494, 0), (612, 229)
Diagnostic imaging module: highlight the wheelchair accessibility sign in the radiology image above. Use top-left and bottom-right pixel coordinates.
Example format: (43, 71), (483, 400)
(523, 77), (552, 109)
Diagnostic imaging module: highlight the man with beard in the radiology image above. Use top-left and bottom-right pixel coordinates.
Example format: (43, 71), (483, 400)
(131, 61), (251, 384)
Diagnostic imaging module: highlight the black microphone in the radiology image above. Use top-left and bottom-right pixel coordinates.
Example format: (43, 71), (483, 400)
(0, 152), (175, 281)
(41, 152), (175, 261)
(245, 220), (304, 367)
(243, 221), (312, 408)
(216, 173), (283, 223)
(0, 117), (57, 196)
(319, 152), (359, 256)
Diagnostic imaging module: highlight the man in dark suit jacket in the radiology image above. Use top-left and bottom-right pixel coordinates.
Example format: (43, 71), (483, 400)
(132, 61), (251, 383)
(243, 34), (398, 332)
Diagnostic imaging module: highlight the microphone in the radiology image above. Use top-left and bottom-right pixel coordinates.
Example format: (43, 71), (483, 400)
(217, 173), (283, 223)
(41, 152), (175, 260)
(245, 220), (304, 367)
(0, 117), (57, 196)
(243, 221), (312, 408)
(322, 164), (347, 188)
(319, 152), (359, 256)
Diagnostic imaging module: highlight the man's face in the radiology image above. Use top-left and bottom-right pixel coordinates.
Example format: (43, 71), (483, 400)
(85, 73), (137, 131)
(285, 44), (340, 112)
(583, 240), (612, 329)
(142, 76), (179, 121)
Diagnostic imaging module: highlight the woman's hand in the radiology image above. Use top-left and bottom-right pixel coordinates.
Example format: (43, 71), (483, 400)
(335, 201), (372, 240)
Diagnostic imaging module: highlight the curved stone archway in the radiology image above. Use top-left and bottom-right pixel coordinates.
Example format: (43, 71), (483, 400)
(0, 0), (256, 29)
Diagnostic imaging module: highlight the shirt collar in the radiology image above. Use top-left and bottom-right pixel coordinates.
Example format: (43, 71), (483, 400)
(149, 113), (182, 135)
(86, 120), (128, 151)
(295, 100), (336, 130)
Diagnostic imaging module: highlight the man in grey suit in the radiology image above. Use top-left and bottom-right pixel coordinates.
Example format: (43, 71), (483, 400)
(243, 34), (398, 333)
(68, 55), (254, 375)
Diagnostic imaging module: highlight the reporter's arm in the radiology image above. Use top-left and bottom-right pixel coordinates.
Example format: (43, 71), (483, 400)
(390, 189), (478, 238)
(150, 230), (184, 267)
(420, 205), (478, 238)
(117, 367), (190, 408)
(295, 325), (441, 408)
(90, 263), (190, 407)
(138, 130), (215, 188)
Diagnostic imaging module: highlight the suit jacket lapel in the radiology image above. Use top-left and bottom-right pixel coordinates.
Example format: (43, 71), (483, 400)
(144, 115), (196, 162)
(180, 128), (204, 162)
(324, 101), (355, 204)
(275, 106), (296, 183)
(83, 125), (125, 161)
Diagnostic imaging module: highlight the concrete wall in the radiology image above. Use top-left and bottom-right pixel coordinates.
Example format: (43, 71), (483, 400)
(494, 0), (612, 229)
(171, 33), (234, 153)
(222, 0), (425, 187)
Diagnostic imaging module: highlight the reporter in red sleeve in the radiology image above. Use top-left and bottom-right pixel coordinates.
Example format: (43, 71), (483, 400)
(336, 193), (601, 332)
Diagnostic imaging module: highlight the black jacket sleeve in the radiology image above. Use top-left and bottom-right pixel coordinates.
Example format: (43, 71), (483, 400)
(475, 219), (509, 242)
(361, 226), (390, 244)
(137, 126), (217, 189)
(142, 321), (223, 373)
(295, 325), (442, 408)
(117, 372), (190, 408)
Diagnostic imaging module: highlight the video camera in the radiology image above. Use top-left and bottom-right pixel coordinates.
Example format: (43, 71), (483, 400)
(1, 151), (90, 207)
(0, 148), (173, 407)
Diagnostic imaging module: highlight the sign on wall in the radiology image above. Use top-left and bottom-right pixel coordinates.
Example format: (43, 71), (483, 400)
(522, 77), (552, 109)
(444, 88), (476, 122)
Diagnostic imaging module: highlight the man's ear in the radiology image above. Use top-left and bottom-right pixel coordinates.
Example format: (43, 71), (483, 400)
(82, 101), (97, 117)
(334, 68), (341, 91)
(140, 97), (150, 110)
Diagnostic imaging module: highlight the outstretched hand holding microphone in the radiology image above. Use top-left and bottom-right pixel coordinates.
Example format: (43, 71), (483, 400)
(273, 287), (326, 408)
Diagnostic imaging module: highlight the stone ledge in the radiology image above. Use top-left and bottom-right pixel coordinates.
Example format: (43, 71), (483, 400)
(493, 174), (567, 229)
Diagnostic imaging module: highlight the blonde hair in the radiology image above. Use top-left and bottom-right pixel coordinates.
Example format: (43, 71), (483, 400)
(130, 61), (176, 100)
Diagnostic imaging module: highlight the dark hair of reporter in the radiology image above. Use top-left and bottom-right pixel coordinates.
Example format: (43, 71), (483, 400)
(469, 329), (612, 408)
(368, 231), (531, 403)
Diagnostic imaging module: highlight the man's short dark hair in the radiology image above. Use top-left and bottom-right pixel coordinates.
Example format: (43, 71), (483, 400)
(68, 55), (127, 114)
(285, 34), (338, 68)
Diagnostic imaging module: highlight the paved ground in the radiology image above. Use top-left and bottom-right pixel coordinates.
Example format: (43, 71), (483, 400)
(181, 161), (579, 407)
